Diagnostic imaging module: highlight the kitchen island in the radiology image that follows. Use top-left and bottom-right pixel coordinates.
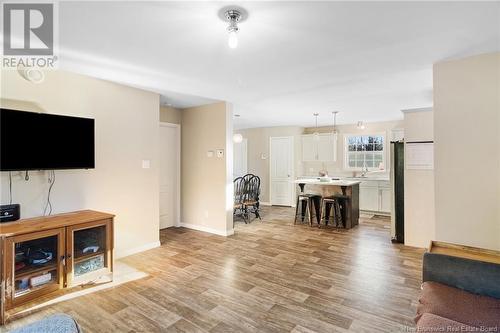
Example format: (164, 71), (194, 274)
(294, 178), (360, 229)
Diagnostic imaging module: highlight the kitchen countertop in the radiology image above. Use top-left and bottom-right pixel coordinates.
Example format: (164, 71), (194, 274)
(293, 179), (361, 186)
(297, 176), (390, 182)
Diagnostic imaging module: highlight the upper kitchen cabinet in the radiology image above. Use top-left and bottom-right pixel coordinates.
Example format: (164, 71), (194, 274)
(301, 134), (336, 161)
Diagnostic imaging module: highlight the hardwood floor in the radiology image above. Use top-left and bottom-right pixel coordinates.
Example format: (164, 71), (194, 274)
(4, 206), (425, 332)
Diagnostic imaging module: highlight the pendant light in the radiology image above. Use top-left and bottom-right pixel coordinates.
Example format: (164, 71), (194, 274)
(313, 113), (320, 142)
(332, 111), (339, 161)
(233, 114), (243, 143)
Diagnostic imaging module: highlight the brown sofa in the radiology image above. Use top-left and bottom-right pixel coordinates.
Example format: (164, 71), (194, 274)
(415, 252), (500, 332)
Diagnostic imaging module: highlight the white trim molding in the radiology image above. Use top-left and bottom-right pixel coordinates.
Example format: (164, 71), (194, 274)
(179, 223), (235, 237)
(401, 107), (433, 114)
(115, 241), (161, 259)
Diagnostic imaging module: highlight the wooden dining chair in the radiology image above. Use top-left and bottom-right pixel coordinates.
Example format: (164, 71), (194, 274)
(243, 175), (261, 220)
(233, 177), (249, 224)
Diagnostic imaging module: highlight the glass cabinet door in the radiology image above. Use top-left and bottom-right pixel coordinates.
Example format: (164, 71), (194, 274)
(66, 220), (112, 286)
(5, 228), (65, 309)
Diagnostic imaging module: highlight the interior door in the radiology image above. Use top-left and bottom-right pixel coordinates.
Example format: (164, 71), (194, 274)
(270, 136), (294, 206)
(159, 124), (180, 229)
(233, 138), (248, 177)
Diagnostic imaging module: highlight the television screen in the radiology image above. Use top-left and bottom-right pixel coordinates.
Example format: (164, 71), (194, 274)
(0, 109), (95, 171)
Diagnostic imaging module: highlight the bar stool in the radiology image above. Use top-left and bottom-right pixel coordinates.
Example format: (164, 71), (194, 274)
(320, 196), (342, 228)
(333, 194), (349, 228)
(294, 194), (320, 226)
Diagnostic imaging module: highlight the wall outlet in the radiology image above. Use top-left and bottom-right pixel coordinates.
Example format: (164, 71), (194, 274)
(216, 149), (224, 158)
(142, 160), (151, 169)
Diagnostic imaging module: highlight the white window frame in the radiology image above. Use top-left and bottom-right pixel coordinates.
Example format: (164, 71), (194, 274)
(343, 132), (386, 171)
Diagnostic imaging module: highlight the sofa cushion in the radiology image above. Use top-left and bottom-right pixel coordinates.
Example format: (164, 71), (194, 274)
(416, 313), (478, 332)
(416, 281), (500, 329)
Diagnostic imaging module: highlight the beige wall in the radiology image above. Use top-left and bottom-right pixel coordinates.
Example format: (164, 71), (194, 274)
(236, 126), (304, 203)
(403, 108), (435, 248)
(0, 70), (161, 258)
(434, 52), (500, 250)
(303, 120), (404, 177)
(160, 106), (181, 124)
(181, 102), (233, 235)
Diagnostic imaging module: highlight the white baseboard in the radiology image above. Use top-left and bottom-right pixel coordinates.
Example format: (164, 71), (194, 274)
(259, 201), (271, 206)
(179, 222), (234, 236)
(115, 241), (161, 259)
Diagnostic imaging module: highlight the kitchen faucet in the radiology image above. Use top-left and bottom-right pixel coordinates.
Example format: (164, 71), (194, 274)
(361, 163), (369, 177)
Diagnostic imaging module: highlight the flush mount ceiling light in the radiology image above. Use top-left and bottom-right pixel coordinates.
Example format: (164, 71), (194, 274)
(220, 7), (247, 49)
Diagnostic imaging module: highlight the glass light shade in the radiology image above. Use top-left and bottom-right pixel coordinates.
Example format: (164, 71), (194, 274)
(233, 133), (243, 143)
(228, 31), (238, 49)
(332, 132), (338, 161)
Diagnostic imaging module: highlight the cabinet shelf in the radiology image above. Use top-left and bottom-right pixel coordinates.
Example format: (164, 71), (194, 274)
(15, 278), (57, 298)
(73, 250), (105, 264)
(15, 262), (57, 279)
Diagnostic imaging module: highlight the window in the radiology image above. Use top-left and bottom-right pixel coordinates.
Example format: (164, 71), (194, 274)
(344, 134), (385, 170)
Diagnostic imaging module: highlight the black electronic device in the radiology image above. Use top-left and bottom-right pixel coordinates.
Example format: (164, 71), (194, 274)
(0, 204), (20, 223)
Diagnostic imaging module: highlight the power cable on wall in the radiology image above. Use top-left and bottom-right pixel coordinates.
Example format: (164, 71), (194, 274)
(9, 171), (13, 204)
(43, 170), (56, 216)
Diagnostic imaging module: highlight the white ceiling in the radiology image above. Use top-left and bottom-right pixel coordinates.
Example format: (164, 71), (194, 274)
(58, 1), (500, 129)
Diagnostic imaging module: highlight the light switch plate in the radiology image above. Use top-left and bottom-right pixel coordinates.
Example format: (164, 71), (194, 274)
(207, 150), (214, 158)
(142, 160), (151, 169)
(216, 149), (224, 158)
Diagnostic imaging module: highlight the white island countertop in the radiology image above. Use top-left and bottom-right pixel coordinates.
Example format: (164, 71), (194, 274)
(293, 178), (361, 186)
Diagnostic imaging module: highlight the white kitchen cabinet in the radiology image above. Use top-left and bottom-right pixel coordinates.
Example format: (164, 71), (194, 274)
(301, 135), (317, 161)
(359, 180), (391, 214)
(301, 134), (335, 162)
(317, 134), (334, 161)
(391, 128), (404, 141)
(360, 186), (379, 211)
(379, 187), (391, 213)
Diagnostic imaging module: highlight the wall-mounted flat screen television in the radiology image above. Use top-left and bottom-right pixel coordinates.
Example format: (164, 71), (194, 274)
(0, 108), (95, 171)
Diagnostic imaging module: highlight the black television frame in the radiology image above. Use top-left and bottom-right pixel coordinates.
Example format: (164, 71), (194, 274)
(0, 108), (95, 171)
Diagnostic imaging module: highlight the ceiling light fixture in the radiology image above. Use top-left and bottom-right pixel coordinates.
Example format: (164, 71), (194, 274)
(222, 8), (245, 49)
(357, 121), (365, 130)
(313, 113), (320, 142)
(233, 114), (243, 143)
(332, 111), (339, 161)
